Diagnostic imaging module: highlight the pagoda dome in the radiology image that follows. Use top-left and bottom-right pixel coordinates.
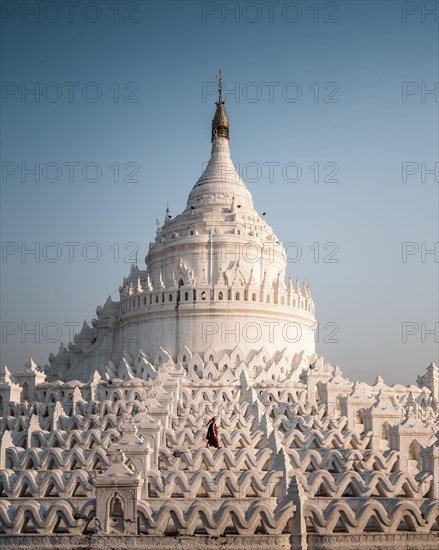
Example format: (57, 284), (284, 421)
(46, 72), (317, 383)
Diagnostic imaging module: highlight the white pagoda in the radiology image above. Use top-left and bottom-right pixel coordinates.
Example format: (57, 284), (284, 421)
(0, 75), (438, 550)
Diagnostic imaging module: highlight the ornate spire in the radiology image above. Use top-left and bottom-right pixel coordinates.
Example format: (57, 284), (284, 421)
(211, 70), (229, 142)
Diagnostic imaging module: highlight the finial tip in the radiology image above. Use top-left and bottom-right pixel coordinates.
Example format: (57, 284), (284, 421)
(211, 70), (229, 141)
(216, 69), (223, 103)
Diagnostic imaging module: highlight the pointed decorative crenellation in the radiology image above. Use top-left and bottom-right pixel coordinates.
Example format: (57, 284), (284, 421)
(288, 475), (308, 550)
(0, 365), (13, 385)
(51, 400), (67, 431)
(271, 448), (290, 497)
(118, 258), (315, 319)
(0, 365), (21, 416)
(421, 439), (439, 498)
(418, 362), (439, 406)
(89, 370), (102, 401)
(26, 414), (41, 449)
(0, 430), (13, 469)
(72, 386), (85, 416)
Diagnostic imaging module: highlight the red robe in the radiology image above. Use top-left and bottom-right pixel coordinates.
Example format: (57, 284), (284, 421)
(206, 417), (220, 448)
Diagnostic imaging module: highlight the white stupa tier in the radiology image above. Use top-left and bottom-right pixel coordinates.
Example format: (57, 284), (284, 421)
(1, 76), (438, 549)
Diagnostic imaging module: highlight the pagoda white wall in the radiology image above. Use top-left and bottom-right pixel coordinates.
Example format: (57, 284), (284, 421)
(115, 301), (316, 361)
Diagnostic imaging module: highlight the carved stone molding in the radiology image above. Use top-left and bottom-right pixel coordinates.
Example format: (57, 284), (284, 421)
(0, 535), (292, 550)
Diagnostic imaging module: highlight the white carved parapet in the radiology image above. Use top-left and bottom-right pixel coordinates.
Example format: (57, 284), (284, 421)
(288, 475), (307, 550)
(158, 375), (181, 416)
(306, 356), (332, 404)
(0, 366), (21, 416)
(154, 378), (175, 416)
(133, 410), (162, 468)
(319, 366), (351, 416)
(108, 415), (152, 498)
(342, 381), (374, 431)
(0, 430), (14, 468)
(140, 382), (173, 442)
(420, 439), (439, 498)
(389, 404), (434, 473)
(13, 357), (46, 403)
(364, 391), (402, 450)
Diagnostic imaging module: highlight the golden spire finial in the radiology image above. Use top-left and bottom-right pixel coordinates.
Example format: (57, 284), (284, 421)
(212, 70), (229, 142)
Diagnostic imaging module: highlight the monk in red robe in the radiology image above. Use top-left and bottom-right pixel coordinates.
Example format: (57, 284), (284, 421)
(205, 416), (220, 448)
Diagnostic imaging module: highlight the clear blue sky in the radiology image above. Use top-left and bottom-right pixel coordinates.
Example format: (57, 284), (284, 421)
(1, 0), (438, 385)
